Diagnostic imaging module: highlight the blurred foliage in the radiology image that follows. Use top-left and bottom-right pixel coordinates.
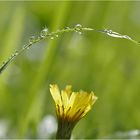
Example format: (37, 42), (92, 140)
(0, 1), (140, 139)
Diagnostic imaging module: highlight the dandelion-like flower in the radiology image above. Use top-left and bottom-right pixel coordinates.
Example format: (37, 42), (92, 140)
(50, 84), (98, 139)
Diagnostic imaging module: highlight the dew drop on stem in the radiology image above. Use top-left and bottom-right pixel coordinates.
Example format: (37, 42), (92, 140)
(29, 36), (36, 44)
(40, 28), (48, 38)
(75, 24), (82, 34)
(75, 24), (82, 29)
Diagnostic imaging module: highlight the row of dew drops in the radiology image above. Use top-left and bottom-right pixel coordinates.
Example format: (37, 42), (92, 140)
(0, 24), (83, 74)
(1, 23), (139, 74)
(29, 24), (82, 45)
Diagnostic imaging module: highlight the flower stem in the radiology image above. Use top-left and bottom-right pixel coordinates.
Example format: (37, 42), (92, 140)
(56, 119), (76, 139)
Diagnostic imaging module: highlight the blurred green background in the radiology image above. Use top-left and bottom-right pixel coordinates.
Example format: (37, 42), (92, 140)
(0, 1), (140, 139)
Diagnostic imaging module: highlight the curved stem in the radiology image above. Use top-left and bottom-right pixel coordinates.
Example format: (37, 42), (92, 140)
(0, 26), (93, 74)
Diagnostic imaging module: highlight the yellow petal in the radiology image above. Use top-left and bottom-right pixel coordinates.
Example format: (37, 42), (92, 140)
(64, 85), (72, 98)
(68, 91), (97, 119)
(71, 91), (91, 111)
(50, 84), (62, 107)
(61, 90), (69, 110)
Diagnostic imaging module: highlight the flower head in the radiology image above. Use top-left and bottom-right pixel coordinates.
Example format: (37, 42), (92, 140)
(50, 84), (97, 122)
(50, 84), (97, 139)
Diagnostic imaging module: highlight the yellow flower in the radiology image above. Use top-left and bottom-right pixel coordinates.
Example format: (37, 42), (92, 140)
(50, 84), (98, 122)
(50, 84), (98, 139)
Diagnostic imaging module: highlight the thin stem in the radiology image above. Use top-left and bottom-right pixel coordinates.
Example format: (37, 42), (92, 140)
(0, 25), (93, 74)
(0, 25), (139, 74)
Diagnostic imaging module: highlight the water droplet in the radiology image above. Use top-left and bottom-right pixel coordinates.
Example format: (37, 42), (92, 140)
(75, 24), (82, 28)
(51, 37), (54, 40)
(75, 24), (83, 34)
(55, 34), (59, 37)
(40, 28), (48, 38)
(103, 29), (125, 38)
(29, 36), (36, 44)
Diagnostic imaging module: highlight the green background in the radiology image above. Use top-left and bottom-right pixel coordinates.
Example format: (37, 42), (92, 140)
(0, 1), (140, 139)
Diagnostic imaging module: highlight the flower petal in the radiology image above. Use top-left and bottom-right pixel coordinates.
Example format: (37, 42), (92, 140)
(50, 84), (62, 107)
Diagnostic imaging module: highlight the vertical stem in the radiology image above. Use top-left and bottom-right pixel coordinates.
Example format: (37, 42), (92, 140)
(56, 119), (75, 139)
